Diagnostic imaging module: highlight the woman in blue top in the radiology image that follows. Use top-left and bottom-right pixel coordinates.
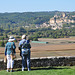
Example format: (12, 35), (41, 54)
(5, 36), (16, 72)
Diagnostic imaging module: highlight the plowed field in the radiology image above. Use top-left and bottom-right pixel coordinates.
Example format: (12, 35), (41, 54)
(0, 38), (75, 59)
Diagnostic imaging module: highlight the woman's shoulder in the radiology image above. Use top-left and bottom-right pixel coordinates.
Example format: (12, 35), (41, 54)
(7, 42), (15, 44)
(12, 42), (15, 44)
(6, 42), (11, 46)
(6, 42), (10, 44)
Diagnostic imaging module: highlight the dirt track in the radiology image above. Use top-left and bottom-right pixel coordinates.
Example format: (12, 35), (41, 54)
(0, 38), (75, 59)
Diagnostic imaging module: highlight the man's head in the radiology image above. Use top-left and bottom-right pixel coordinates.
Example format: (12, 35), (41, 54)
(22, 35), (26, 39)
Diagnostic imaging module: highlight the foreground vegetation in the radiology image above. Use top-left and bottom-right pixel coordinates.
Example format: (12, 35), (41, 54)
(0, 66), (75, 75)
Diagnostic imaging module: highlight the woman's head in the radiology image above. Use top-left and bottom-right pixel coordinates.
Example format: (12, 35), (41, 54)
(8, 36), (15, 42)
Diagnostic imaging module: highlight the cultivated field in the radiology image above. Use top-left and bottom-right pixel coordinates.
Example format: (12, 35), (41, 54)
(0, 37), (75, 59)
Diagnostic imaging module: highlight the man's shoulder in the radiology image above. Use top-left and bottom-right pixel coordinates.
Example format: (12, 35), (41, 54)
(19, 39), (25, 44)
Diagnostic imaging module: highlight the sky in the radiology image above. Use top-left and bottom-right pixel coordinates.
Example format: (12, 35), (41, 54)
(0, 0), (75, 13)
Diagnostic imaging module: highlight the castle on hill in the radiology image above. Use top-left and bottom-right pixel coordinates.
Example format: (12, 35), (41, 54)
(49, 13), (75, 30)
(40, 13), (75, 30)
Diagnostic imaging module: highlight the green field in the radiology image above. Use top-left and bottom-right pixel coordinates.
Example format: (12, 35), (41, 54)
(0, 66), (75, 75)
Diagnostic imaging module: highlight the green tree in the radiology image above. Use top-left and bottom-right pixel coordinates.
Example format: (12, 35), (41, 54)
(0, 41), (5, 47)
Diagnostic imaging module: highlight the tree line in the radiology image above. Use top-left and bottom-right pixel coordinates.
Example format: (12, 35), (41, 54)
(0, 12), (56, 29)
(0, 11), (75, 47)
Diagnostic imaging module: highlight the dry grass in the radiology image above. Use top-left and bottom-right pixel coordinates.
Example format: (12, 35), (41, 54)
(0, 38), (75, 59)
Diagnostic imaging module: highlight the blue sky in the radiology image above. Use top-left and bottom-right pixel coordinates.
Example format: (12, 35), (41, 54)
(0, 0), (75, 13)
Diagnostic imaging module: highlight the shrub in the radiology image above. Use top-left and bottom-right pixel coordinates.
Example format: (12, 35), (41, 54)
(0, 41), (5, 47)
(33, 38), (38, 41)
(28, 37), (38, 41)
(0, 37), (4, 40)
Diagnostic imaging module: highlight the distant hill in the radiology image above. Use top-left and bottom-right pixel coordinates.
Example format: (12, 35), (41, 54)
(0, 11), (75, 39)
(0, 11), (58, 29)
(0, 11), (75, 31)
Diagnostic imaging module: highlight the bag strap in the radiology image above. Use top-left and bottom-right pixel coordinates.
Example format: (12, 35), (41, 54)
(11, 42), (13, 49)
(11, 42), (14, 53)
(22, 40), (26, 48)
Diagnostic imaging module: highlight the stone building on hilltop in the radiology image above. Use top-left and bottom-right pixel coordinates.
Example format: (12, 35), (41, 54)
(49, 13), (75, 30)
(38, 12), (75, 30)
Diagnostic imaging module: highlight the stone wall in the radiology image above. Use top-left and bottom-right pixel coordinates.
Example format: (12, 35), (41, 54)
(0, 56), (75, 70)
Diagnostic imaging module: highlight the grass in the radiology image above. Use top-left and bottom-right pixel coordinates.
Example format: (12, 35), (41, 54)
(0, 66), (75, 75)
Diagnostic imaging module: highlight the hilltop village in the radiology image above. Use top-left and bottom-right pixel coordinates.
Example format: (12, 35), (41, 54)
(40, 13), (75, 30)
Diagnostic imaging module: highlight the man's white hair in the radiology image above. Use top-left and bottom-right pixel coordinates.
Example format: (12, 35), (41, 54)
(22, 35), (26, 39)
